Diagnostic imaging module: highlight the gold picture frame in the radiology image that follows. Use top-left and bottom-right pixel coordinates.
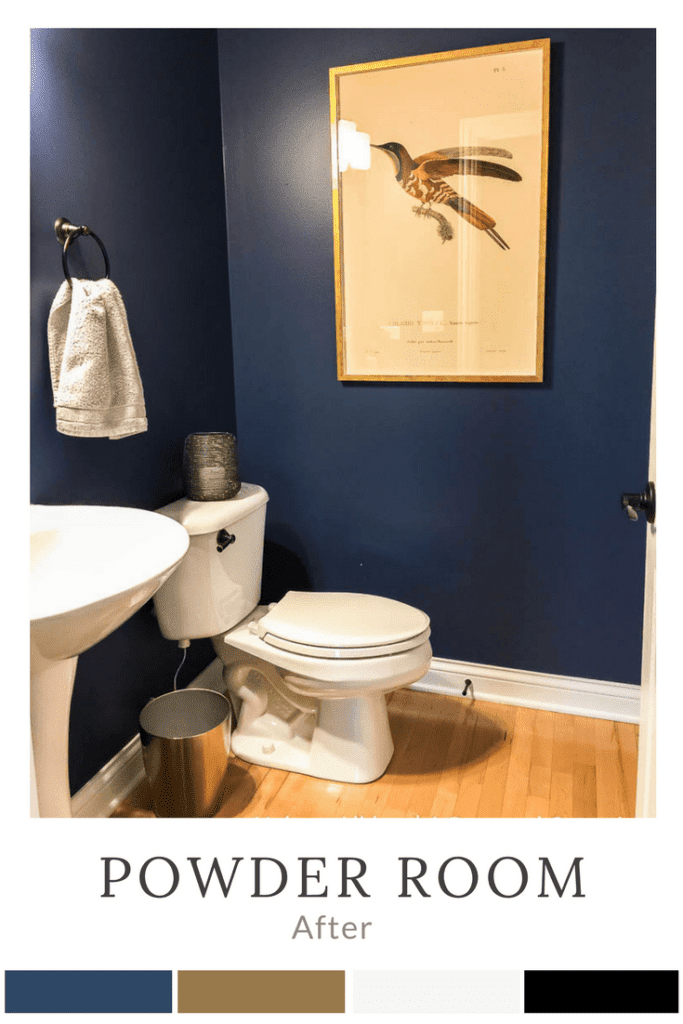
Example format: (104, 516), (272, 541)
(330, 39), (550, 382)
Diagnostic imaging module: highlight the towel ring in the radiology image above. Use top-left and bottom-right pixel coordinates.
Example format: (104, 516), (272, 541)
(55, 217), (111, 284)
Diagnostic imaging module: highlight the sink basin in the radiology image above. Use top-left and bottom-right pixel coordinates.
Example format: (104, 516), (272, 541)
(29, 504), (190, 817)
(31, 504), (190, 660)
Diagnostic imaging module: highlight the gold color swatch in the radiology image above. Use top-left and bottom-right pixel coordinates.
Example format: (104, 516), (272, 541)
(177, 970), (345, 1014)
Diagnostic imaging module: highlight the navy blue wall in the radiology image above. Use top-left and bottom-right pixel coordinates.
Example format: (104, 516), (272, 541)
(31, 29), (235, 793)
(217, 29), (655, 686)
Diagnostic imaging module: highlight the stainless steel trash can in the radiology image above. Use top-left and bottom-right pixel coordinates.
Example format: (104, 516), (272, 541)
(139, 688), (232, 818)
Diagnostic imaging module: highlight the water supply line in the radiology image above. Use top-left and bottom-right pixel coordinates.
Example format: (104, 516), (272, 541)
(173, 644), (188, 690)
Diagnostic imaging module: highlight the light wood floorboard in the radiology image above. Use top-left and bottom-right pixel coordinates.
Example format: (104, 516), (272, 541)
(111, 690), (638, 819)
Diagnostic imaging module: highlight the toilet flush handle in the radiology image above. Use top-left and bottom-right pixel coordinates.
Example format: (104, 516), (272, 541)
(216, 529), (236, 552)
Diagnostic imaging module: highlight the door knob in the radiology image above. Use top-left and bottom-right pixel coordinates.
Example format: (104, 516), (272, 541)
(621, 481), (655, 524)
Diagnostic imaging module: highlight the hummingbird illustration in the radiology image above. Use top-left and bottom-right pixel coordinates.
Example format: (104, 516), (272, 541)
(371, 142), (522, 250)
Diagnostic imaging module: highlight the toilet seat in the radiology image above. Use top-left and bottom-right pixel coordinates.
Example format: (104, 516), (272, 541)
(253, 591), (430, 660)
(221, 596), (432, 694)
(260, 628), (432, 659)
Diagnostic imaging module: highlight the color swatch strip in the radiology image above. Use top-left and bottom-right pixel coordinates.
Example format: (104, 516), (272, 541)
(353, 970), (520, 1014)
(177, 970), (345, 1014)
(524, 970), (679, 1014)
(7, 968), (677, 1014)
(4, 971), (172, 1014)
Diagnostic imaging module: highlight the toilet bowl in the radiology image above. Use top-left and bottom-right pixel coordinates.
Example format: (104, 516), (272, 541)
(215, 593), (431, 782)
(153, 486), (432, 783)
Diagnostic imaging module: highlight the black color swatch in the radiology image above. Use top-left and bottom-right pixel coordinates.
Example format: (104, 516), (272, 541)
(524, 971), (678, 1014)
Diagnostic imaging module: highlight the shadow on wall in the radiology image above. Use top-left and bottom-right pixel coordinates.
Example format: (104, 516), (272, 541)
(261, 536), (312, 604)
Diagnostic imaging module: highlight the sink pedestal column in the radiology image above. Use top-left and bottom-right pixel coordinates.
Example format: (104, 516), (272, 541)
(30, 648), (78, 818)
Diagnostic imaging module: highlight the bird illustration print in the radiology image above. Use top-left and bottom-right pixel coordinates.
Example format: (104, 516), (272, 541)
(371, 142), (522, 250)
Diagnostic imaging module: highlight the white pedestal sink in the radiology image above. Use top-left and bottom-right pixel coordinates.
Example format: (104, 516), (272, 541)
(30, 504), (190, 817)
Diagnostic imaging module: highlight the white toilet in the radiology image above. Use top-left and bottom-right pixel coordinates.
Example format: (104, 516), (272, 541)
(152, 484), (432, 783)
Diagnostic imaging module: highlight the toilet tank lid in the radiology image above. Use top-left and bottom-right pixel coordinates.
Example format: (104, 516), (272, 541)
(156, 483), (268, 535)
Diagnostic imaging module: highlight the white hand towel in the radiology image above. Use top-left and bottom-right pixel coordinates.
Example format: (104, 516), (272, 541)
(47, 278), (148, 439)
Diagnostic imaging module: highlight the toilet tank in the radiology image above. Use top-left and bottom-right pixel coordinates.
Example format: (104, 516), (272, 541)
(152, 483), (268, 641)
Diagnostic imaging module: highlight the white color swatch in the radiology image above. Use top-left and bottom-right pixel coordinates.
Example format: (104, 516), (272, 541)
(353, 970), (520, 1014)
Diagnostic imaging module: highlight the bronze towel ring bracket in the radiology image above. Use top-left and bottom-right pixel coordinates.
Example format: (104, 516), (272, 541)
(54, 217), (111, 284)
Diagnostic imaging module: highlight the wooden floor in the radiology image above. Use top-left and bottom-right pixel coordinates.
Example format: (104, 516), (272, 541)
(111, 690), (639, 819)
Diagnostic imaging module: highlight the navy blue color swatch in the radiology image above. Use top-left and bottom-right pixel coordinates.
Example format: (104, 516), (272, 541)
(524, 970), (678, 1013)
(5, 970), (172, 1013)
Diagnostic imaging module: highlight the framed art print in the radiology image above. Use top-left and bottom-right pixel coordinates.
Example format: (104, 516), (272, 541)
(330, 39), (550, 381)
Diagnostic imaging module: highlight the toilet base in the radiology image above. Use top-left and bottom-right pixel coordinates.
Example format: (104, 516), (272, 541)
(228, 671), (395, 784)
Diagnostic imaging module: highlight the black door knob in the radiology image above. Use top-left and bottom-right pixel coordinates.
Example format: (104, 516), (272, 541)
(621, 482), (655, 524)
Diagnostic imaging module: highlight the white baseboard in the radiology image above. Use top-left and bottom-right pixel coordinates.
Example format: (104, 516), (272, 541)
(187, 656), (225, 692)
(73, 655), (640, 816)
(71, 733), (145, 819)
(414, 657), (640, 724)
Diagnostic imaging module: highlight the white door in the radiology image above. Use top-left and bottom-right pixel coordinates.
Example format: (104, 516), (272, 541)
(636, 339), (656, 817)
